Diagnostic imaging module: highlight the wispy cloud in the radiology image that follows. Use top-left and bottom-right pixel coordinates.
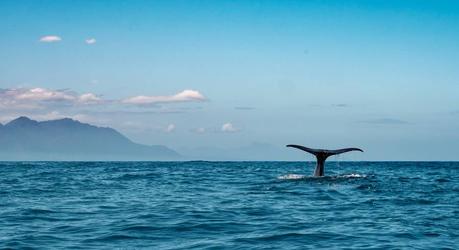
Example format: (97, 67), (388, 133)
(39, 35), (62, 42)
(191, 127), (206, 134)
(0, 111), (94, 124)
(122, 90), (206, 106)
(191, 123), (241, 134)
(28, 111), (93, 122)
(13, 88), (75, 102)
(221, 122), (239, 133)
(78, 93), (102, 104)
(360, 118), (409, 125)
(235, 106), (255, 110)
(85, 38), (96, 44)
(308, 103), (350, 108)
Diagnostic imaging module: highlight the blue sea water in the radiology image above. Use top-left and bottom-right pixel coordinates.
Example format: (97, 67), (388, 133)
(0, 162), (458, 249)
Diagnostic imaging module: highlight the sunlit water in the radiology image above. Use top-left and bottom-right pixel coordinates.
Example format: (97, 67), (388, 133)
(0, 162), (458, 249)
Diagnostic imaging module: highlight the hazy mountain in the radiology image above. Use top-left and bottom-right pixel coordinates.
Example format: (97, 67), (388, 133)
(0, 117), (181, 161)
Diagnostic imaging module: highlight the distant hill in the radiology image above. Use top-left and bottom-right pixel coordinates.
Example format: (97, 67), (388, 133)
(0, 117), (181, 161)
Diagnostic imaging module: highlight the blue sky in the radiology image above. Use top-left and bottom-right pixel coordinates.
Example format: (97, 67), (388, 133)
(1, 0), (458, 160)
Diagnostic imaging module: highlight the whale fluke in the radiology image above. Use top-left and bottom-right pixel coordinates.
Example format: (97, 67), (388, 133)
(286, 144), (363, 177)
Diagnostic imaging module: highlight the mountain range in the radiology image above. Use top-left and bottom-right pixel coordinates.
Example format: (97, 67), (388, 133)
(0, 117), (181, 161)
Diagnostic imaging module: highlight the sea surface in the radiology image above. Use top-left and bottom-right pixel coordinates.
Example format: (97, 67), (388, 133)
(0, 162), (458, 249)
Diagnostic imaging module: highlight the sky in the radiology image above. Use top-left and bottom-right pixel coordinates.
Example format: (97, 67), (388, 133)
(1, 0), (459, 160)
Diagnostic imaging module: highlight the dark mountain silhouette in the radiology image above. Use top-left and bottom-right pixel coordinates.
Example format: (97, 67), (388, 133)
(0, 116), (181, 161)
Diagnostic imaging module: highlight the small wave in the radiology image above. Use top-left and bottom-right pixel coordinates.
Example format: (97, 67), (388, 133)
(84, 234), (141, 242)
(278, 173), (366, 180)
(340, 174), (366, 178)
(278, 174), (305, 180)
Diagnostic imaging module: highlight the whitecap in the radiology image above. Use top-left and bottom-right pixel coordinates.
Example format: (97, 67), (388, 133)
(278, 174), (305, 180)
(340, 173), (366, 178)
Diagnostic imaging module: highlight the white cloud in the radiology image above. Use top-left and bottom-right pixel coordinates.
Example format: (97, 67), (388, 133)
(39, 35), (62, 42)
(1, 87), (207, 112)
(165, 124), (176, 133)
(0, 88), (102, 110)
(221, 122), (238, 133)
(14, 88), (75, 101)
(122, 90), (206, 105)
(85, 38), (96, 44)
(78, 93), (102, 104)
(0, 96), (42, 110)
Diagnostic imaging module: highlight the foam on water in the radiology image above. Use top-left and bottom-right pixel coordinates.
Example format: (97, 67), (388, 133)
(278, 174), (305, 180)
(339, 173), (366, 178)
(278, 173), (366, 180)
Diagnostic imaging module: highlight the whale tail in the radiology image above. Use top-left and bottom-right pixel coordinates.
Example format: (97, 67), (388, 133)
(286, 145), (363, 176)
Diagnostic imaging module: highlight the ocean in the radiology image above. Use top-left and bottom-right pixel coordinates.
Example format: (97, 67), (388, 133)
(0, 161), (458, 249)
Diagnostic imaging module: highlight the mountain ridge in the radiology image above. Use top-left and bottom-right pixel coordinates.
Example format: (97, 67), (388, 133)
(0, 116), (181, 161)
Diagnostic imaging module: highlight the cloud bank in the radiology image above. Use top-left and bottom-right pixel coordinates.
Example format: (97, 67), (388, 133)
(0, 88), (101, 109)
(0, 87), (206, 110)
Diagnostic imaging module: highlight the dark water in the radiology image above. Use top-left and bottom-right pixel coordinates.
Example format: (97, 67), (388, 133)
(0, 162), (458, 249)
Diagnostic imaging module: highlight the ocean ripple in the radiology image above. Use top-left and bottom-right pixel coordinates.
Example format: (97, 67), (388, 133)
(0, 161), (458, 249)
